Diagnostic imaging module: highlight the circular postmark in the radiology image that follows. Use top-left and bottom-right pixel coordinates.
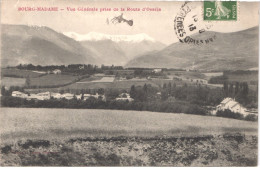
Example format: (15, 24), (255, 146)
(174, 2), (216, 45)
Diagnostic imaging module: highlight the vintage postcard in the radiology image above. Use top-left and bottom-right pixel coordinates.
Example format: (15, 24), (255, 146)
(0, 0), (259, 167)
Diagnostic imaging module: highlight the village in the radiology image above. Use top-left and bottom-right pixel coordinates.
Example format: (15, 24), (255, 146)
(10, 90), (257, 118)
(11, 90), (135, 102)
(1, 64), (258, 121)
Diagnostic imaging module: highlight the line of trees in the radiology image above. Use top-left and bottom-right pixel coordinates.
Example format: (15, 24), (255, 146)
(1, 96), (208, 116)
(223, 82), (257, 107)
(15, 64), (124, 75)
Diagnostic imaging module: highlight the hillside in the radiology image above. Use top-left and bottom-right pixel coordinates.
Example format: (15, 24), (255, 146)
(1, 24), (97, 66)
(126, 27), (259, 71)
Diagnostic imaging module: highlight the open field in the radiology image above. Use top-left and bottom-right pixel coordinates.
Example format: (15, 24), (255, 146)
(226, 72), (258, 83)
(30, 74), (79, 87)
(0, 108), (257, 144)
(1, 68), (43, 78)
(0, 108), (257, 166)
(62, 80), (160, 90)
(1, 77), (26, 88)
(166, 71), (207, 80)
(203, 72), (223, 77)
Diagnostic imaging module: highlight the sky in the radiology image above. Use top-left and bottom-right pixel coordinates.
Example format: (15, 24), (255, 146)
(1, 0), (259, 45)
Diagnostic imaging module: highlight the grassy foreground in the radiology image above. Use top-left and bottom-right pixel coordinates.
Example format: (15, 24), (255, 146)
(0, 108), (258, 166)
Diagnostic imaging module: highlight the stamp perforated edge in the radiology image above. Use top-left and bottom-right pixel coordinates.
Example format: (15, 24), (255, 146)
(201, 1), (240, 22)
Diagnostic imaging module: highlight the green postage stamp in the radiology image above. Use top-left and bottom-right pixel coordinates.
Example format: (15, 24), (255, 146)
(204, 1), (237, 21)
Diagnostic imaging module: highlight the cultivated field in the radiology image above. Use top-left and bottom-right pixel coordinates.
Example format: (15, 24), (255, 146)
(0, 108), (257, 144)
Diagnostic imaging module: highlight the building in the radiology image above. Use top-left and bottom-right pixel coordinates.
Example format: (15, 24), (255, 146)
(26, 93), (39, 100)
(83, 93), (106, 101)
(153, 69), (162, 73)
(52, 93), (63, 99)
(215, 97), (248, 116)
(116, 93), (134, 102)
(36, 92), (51, 100)
(11, 91), (105, 101)
(83, 94), (92, 100)
(53, 69), (61, 74)
(79, 65), (85, 69)
(11, 91), (28, 98)
(76, 94), (83, 100)
(62, 93), (74, 100)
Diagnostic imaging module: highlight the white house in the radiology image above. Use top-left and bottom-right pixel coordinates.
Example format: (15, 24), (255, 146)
(76, 94), (83, 100)
(62, 93), (74, 100)
(215, 97), (248, 116)
(52, 93), (63, 99)
(153, 69), (162, 73)
(26, 93), (38, 100)
(116, 93), (134, 102)
(36, 92), (51, 100)
(12, 91), (28, 98)
(53, 69), (61, 74)
(83, 93), (106, 101)
(79, 65), (85, 69)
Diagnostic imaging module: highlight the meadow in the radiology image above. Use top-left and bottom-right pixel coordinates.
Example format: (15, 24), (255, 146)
(29, 74), (80, 87)
(1, 68), (43, 78)
(1, 77), (26, 88)
(0, 108), (257, 144)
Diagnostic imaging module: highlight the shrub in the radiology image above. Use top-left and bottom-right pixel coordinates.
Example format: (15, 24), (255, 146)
(244, 114), (258, 122)
(216, 109), (243, 120)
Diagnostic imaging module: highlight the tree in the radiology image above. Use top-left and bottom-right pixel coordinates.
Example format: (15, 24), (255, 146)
(229, 83), (234, 97)
(235, 82), (239, 95)
(163, 83), (167, 89)
(1, 86), (6, 96)
(143, 84), (148, 93)
(223, 81), (228, 97)
(81, 93), (84, 100)
(130, 85), (136, 99)
(97, 88), (105, 95)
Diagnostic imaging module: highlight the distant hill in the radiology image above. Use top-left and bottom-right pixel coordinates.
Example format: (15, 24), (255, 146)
(1, 24), (97, 66)
(126, 27), (259, 71)
(64, 32), (166, 65)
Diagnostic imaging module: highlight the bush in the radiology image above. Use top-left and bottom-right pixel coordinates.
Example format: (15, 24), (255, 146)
(216, 109), (243, 120)
(244, 114), (258, 122)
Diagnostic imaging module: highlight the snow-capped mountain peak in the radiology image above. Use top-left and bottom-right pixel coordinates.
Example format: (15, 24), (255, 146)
(63, 32), (156, 43)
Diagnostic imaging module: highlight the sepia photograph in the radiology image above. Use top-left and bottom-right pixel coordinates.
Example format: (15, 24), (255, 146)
(0, 0), (259, 167)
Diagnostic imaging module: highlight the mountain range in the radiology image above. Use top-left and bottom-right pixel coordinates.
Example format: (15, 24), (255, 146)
(64, 32), (166, 65)
(126, 27), (259, 71)
(1, 24), (258, 71)
(1, 24), (96, 66)
(1, 24), (165, 67)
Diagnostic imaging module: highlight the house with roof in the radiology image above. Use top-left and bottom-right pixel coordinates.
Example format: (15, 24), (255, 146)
(116, 93), (134, 102)
(12, 91), (28, 98)
(53, 69), (61, 74)
(62, 93), (75, 100)
(83, 93), (106, 101)
(215, 97), (248, 116)
(36, 92), (51, 100)
(51, 93), (63, 99)
(76, 94), (83, 100)
(153, 68), (162, 73)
